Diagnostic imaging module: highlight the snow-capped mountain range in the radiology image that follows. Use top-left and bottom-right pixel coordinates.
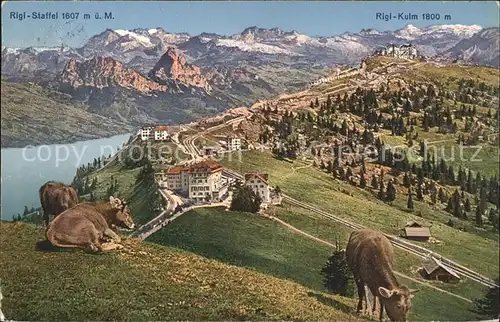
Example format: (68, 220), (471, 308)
(2, 24), (498, 78)
(2, 24), (497, 148)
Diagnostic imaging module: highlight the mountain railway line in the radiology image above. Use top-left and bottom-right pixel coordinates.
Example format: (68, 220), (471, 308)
(221, 168), (498, 289)
(178, 64), (499, 290)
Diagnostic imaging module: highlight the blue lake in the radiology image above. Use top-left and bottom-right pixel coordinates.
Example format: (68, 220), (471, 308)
(1, 133), (132, 220)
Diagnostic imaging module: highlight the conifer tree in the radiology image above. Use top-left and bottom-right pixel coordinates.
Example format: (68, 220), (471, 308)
(407, 188), (414, 211)
(416, 183), (423, 201)
(386, 180), (396, 202)
(378, 179), (386, 200)
(430, 184), (437, 204)
(320, 241), (356, 297)
(360, 172), (367, 188)
(465, 198), (471, 212)
(403, 172), (411, 187)
(346, 167), (353, 181)
(438, 187), (446, 203)
(476, 204), (484, 226)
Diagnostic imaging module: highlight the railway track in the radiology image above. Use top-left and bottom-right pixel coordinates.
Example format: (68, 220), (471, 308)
(222, 168), (497, 289)
(283, 195), (498, 289)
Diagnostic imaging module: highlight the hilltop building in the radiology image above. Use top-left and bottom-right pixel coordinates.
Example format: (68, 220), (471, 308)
(226, 136), (242, 151)
(376, 43), (418, 59)
(139, 126), (173, 142)
(154, 126), (170, 141)
(244, 173), (270, 203)
(164, 160), (228, 203)
(139, 126), (154, 141)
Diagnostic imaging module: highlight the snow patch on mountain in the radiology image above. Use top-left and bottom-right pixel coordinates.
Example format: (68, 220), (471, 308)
(395, 24), (482, 40)
(114, 29), (154, 46)
(215, 39), (299, 55)
(425, 24), (482, 37)
(2, 47), (21, 54)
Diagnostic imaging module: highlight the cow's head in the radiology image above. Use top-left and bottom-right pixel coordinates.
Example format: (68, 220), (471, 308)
(109, 196), (136, 230)
(378, 286), (419, 322)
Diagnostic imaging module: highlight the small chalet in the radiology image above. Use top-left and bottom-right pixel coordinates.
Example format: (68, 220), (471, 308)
(139, 126), (154, 141)
(244, 173), (270, 203)
(226, 136), (242, 151)
(139, 126), (171, 141)
(402, 221), (431, 241)
(154, 126), (170, 141)
(204, 146), (218, 156)
(422, 256), (461, 283)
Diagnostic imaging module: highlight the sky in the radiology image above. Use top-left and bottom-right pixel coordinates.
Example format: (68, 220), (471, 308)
(1, 1), (499, 48)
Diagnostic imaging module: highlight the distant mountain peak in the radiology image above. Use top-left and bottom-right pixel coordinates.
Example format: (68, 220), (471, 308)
(395, 23), (482, 40)
(239, 26), (286, 37)
(149, 48), (211, 91)
(359, 28), (382, 36)
(59, 55), (169, 93)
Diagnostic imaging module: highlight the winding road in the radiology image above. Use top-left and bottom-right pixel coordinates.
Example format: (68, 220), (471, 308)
(130, 63), (499, 290)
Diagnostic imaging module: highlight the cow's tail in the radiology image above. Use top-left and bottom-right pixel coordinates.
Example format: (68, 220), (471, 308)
(35, 239), (55, 251)
(35, 239), (72, 252)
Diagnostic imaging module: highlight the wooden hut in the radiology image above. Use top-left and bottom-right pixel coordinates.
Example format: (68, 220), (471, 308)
(422, 256), (461, 283)
(402, 221), (431, 241)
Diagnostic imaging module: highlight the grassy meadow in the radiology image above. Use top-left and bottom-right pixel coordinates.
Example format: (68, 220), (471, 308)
(147, 206), (487, 321)
(219, 150), (499, 279)
(0, 222), (361, 321)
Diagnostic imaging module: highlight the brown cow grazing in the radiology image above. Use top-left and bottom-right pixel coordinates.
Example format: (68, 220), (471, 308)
(39, 181), (78, 227)
(346, 229), (419, 322)
(40, 196), (135, 253)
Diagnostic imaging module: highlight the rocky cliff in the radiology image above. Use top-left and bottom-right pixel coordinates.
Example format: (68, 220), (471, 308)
(148, 47), (211, 92)
(59, 56), (168, 93)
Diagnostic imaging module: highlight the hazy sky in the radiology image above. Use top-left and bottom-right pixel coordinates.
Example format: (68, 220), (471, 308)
(2, 1), (498, 47)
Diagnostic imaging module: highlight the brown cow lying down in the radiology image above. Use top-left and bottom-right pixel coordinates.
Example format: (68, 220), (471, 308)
(38, 196), (136, 253)
(39, 181), (78, 227)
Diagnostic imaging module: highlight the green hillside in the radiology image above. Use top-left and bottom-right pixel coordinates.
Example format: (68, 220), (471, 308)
(219, 150), (499, 279)
(148, 208), (334, 292)
(0, 222), (359, 321)
(146, 206), (485, 321)
(0, 80), (134, 148)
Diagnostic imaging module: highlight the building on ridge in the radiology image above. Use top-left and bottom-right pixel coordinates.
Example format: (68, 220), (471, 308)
(163, 160), (228, 204)
(226, 136), (242, 151)
(244, 173), (270, 204)
(376, 43), (418, 59)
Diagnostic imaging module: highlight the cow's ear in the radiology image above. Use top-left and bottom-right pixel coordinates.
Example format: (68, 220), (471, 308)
(379, 286), (393, 299)
(109, 196), (115, 204)
(409, 289), (419, 299)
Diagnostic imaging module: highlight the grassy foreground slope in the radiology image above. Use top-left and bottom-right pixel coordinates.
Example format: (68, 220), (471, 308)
(0, 222), (359, 321)
(148, 207), (482, 321)
(220, 151), (499, 279)
(148, 208), (333, 292)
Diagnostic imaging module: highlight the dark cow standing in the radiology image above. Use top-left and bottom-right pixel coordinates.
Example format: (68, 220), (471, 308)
(39, 181), (78, 227)
(346, 229), (419, 322)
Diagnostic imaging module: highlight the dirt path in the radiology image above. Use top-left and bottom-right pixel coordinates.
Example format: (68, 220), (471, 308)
(282, 162), (314, 180)
(261, 214), (335, 247)
(261, 213), (473, 304)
